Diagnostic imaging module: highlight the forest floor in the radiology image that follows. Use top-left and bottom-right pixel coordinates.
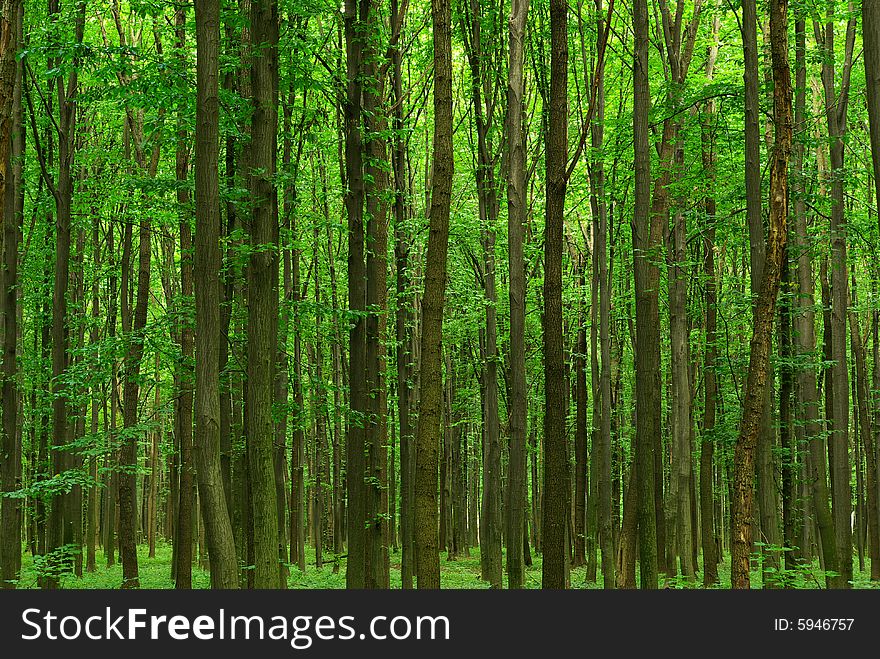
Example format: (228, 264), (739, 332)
(13, 544), (880, 589)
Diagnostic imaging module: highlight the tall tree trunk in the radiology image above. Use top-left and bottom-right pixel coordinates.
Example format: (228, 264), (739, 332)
(193, 0), (239, 589)
(119, 160), (153, 589)
(791, 15), (838, 587)
(246, 0), (281, 589)
(363, 21), (391, 587)
(699, 11), (720, 587)
(731, 0), (791, 588)
(415, 0), (453, 589)
(631, 0), (658, 589)
(743, 0), (781, 585)
(461, 0), (502, 588)
(0, 0), (22, 589)
(816, 9), (856, 589)
(45, 0), (86, 590)
(343, 0), (369, 589)
(542, 0), (570, 590)
(86, 218), (100, 575)
(591, 0), (614, 589)
(863, 0), (880, 581)
(505, 0), (529, 591)
(391, 0), (415, 590)
(669, 190), (694, 579)
(174, 4), (194, 588)
(574, 283), (589, 571)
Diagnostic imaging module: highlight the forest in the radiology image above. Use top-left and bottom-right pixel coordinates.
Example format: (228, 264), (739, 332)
(0, 0), (879, 591)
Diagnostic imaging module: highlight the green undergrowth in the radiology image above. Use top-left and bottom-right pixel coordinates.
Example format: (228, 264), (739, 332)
(13, 543), (880, 589)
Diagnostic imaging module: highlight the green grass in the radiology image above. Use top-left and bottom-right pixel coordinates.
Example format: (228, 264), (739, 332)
(14, 543), (880, 588)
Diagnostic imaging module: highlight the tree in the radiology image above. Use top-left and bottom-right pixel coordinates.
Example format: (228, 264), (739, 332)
(731, 0), (792, 588)
(415, 0), (453, 590)
(172, 3), (194, 590)
(542, 0), (570, 590)
(699, 11), (721, 587)
(505, 0), (529, 593)
(43, 0), (86, 590)
(815, 5), (857, 589)
(631, 0), (658, 590)
(193, 0), (239, 590)
(0, 0), (22, 590)
(342, 0), (368, 589)
(246, 0), (282, 590)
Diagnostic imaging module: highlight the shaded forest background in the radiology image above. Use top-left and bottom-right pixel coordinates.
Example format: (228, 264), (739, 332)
(1, 0), (880, 590)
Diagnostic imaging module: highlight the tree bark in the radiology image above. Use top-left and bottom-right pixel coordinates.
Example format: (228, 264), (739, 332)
(731, 0), (791, 588)
(193, 0), (239, 589)
(0, 0), (22, 589)
(415, 0), (453, 589)
(542, 0), (570, 590)
(699, 11), (720, 587)
(862, 0), (880, 584)
(343, 0), (369, 589)
(391, 0), (415, 590)
(505, 0), (529, 592)
(591, 0), (614, 588)
(816, 10), (856, 588)
(631, 0), (658, 589)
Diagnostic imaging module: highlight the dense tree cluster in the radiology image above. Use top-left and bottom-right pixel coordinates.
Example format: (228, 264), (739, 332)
(1, 0), (880, 589)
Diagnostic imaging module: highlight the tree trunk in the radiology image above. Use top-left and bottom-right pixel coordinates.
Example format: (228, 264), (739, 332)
(363, 26), (391, 586)
(343, 0), (369, 589)
(631, 0), (658, 589)
(246, 0), (281, 589)
(505, 0), (529, 591)
(849, 307), (880, 578)
(791, 16), (838, 587)
(731, 0), (791, 588)
(816, 10), (856, 589)
(699, 12), (721, 587)
(45, 0), (86, 590)
(119, 163), (153, 589)
(591, 0), (614, 588)
(862, 0), (880, 584)
(542, 0), (570, 590)
(0, 0), (22, 589)
(414, 0), (453, 589)
(391, 0), (415, 589)
(193, 0), (240, 589)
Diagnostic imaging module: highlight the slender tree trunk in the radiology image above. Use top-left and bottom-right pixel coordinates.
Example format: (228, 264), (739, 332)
(174, 5), (194, 587)
(246, 0), (281, 589)
(391, 0), (415, 589)
(414, 0), (453, 589)
(460, 0), (502, 588)
(119, 161), (153, 589)
(699, 12), (721, 587)
(86, 217), (99, 574)
(863, 0), (880, 580)
(542, 0), (570, 589)
(0, 0), (22, 589)
(849, 308), (880, 578)
(575, 283), (589, 571)
(731, 0), (791, 588)
(193, 0), (239, 589)
(669, 194), (694, 580)
(791, 15), (838, 587)
(505, 0), (529, 591)
(591, 0), (614, 588)
(45, 0), (86, 590)
(816, 10), (856, 589)
(343, 0), (369, 589)
(631, 0), (658, 589)
(363, 25), (391, 586)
